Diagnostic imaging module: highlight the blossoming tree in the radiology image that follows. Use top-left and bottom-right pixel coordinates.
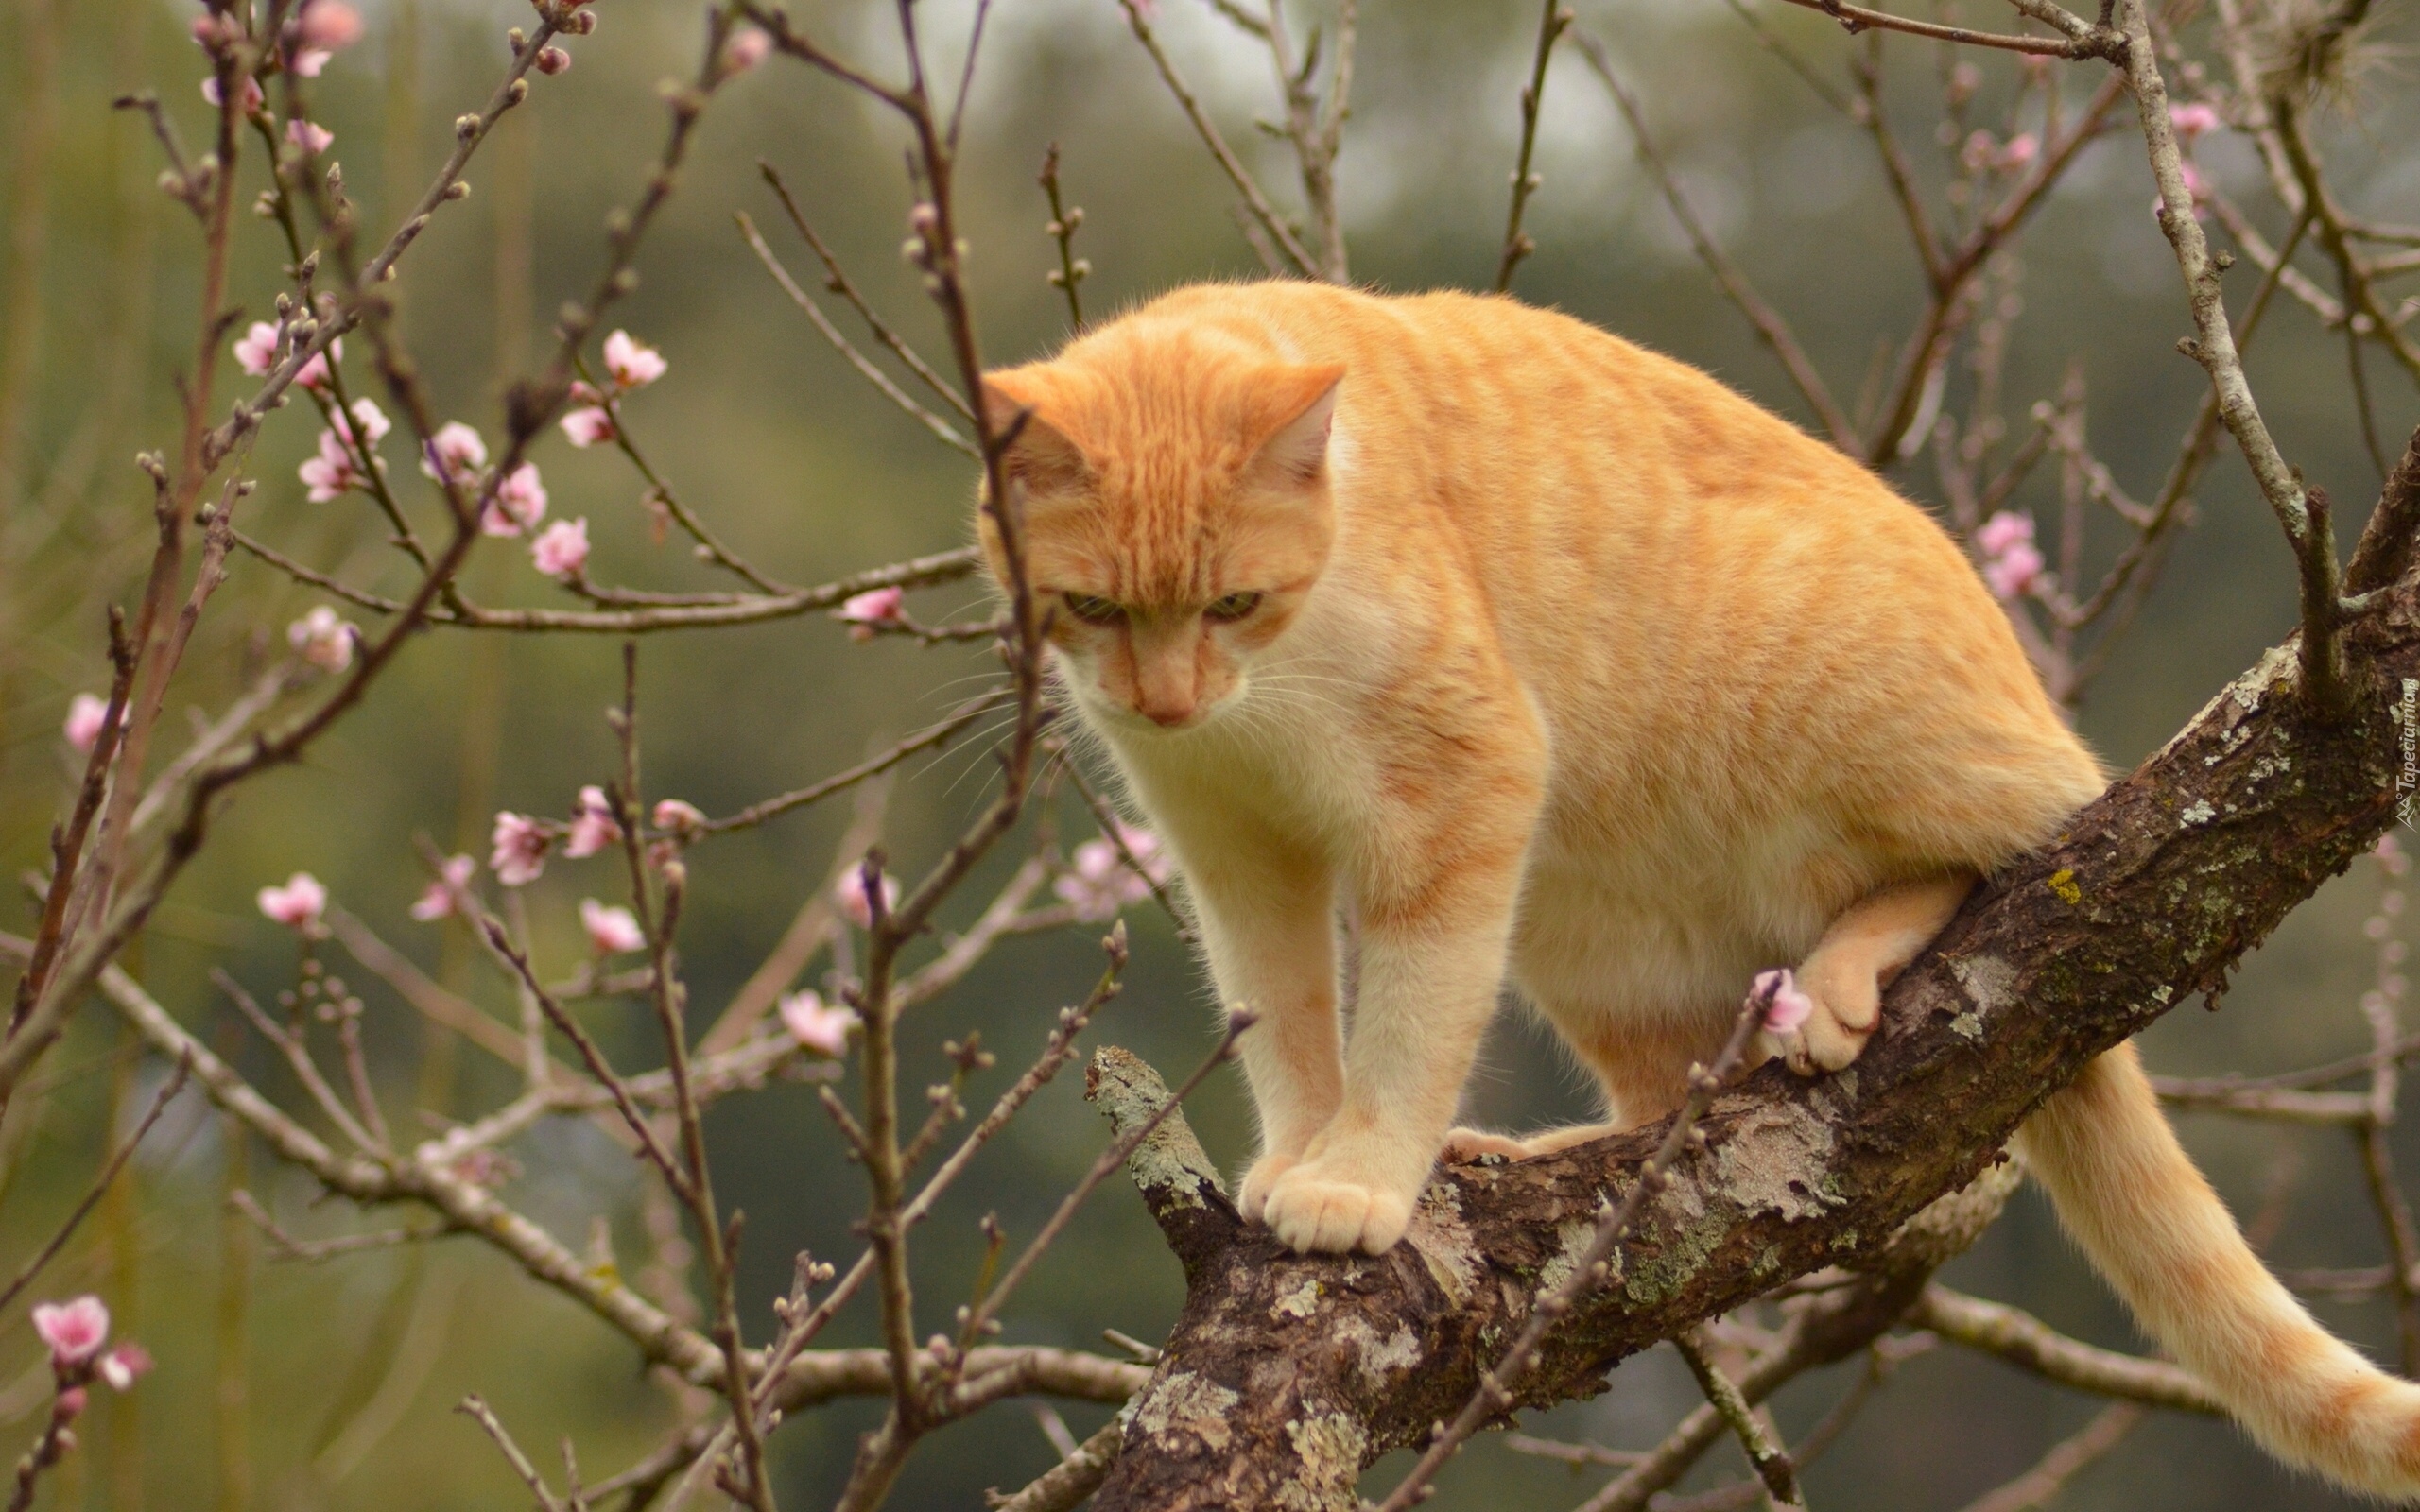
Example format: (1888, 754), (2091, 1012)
(3, 0), (2420, 1508)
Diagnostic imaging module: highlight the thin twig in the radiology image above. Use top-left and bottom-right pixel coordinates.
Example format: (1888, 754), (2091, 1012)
(1774, 0), (2123, 57)
(458, 1395), (569, 1512)
(1495, 0), (1573, 292)
(1110, 0), (1320, 277)
(736, 212), (977, 457)
(1949, 1401), (2143, 1512)
(757, 162), (975, 419)
(1375, 985), (1773, 1512)
(954, 1007), (1248, 1349)
(1038, 145), (1089, 333)
(0, 1055), (190, 1314)
(1572, 29), (1858, 452)
(1675, 1329), (1802, 1507)
(1908, 1286), (2222, 1412)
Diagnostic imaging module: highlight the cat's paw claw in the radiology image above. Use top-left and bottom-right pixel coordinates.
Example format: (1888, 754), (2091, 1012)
(1237, 1151), (1300, 1222)
(1262, 1164), (1411, 1254)
(1443, 1127), (1533, 1162)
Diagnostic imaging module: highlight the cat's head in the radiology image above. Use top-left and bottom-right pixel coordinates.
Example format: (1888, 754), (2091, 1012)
(976, 322), (1342, 734)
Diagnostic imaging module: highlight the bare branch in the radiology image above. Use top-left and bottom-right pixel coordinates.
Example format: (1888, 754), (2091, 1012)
(1949, 1401), (2143, 1512)
(1572, 28), (1858, 453)
(1908, 1287), (2221, 1413)
(1495, 0), (1573, 293)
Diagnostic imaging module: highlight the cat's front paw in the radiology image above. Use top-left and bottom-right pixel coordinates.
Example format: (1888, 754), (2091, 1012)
(1442, 1126), (1534, 1162)
(1261, 1157), (1413, 1254)
(1784, 955), (1882, 1074)
(1237, 1151), (1301, 1222)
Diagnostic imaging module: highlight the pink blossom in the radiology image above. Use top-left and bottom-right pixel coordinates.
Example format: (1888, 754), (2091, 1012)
(294, 0), (364, 53)
(530, 517), (590, 578)
(293, 335), (341, 391)
(96, 1344), (153, 1393)
(410, 853), (476, 921)
(652, 799), (707, 833)
(838, 586), (905, 642)
(724, 27), (771, 73)
(579, 899), (646, 954)
(563, 785), (620, 858)
(286, 605), (358, 672)
(779, 990), (857, 1056)
(492, 812), (550, 886)
(421, 421), (489, 485)
(1997, 132), (2039, 172)
(1975, 510), (2034, 558)
(63, 694), (110, 754)
(1983, 541), (2047, 599)
(334, 397), (389, 450)
(2169, 102), (2221, 141)
(535, 46), (572, 75)
(233, 321), (280, 376)
(201, 74), (266, 112)
(257, 871), (328, 929)
(603, 330), (666, 389)
(836, 867), (900, 929)
(560, 405), (616, 447)
(293, 47), (332, 77)
(191, 12), (242, 48)
(56, 1386), (88, 1420)
(285, 118), (334, 155)
(1054, 824), (1168, 922)
(299, 428), (366, 501)
(482, 462), (547, 537)
(1754, 969), (1815, 1035)
(31, 1297), (109, 1366)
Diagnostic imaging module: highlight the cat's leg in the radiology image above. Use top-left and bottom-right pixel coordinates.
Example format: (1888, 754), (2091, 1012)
(1181, 841), (1346, 1223)
(1261, 882), (1520, 1252)
(1780, 872), (1977, 1074)
(1444, 1006), (1721, 1160)
(1259, 777), (1543, 1253)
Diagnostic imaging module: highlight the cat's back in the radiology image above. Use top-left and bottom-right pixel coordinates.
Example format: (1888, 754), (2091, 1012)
(1126, 280), (2099, 868)
(1131, 280), (1939, 572)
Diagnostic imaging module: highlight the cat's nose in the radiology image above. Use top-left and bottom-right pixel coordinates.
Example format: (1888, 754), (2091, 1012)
(1140, 700), (1197, 728)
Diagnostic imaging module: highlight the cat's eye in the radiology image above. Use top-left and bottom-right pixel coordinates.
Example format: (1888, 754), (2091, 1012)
(1062, 593), (1126, 626)
(1204, 592), (1264, 623)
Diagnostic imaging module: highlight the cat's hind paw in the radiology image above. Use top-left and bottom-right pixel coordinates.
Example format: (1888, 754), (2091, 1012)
(1262, 1160), (1413, 1254)
(1782, 955), (1882, 1075)
(1442, 1126), (1534, 1162)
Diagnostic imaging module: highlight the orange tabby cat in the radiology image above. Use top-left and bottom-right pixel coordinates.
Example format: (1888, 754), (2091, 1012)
(975, 281), (2420, 1496)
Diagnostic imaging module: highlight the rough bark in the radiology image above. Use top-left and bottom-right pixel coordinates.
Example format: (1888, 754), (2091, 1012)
(1081, 573), (2420, 1511)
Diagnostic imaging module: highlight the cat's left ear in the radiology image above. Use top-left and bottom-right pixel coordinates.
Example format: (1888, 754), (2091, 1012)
(981, 369), (1092, 496)
(1244, 364), (1346, 487)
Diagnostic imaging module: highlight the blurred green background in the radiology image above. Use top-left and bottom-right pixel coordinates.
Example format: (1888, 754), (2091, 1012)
(2, 0), (2417, 1506)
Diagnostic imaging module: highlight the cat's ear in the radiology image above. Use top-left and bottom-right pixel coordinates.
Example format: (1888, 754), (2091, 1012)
(1244, 364), (1346, 487)
(981, 369), (1091, 495)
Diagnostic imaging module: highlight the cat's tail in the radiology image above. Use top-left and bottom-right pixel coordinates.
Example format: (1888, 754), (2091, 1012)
(2014, 1040), (2420, 1498)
